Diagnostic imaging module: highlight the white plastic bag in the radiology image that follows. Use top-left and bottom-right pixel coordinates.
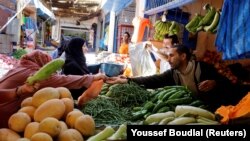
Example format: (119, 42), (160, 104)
(129, 42), (157, 76)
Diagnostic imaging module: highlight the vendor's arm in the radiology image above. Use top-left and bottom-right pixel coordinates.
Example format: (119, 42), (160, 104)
(0, 88), (18, 103)
(146, 43), (168, 61)
(199, 62), (231, 91)
(106, 70), (175, 89)
(39, 73), (106, 89)
(0, 83), (39, 103)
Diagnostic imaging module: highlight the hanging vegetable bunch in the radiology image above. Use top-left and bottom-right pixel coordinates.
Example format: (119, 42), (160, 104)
(153, 12), (180, 41)
(185, 3), (220, 34)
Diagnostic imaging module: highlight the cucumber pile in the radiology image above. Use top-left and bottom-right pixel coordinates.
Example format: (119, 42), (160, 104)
(143, 105), (219, 125)
(131, 86), (207, 121)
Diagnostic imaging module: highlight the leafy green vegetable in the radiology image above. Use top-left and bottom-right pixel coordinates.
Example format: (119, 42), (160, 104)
(12, 49), (27, 59)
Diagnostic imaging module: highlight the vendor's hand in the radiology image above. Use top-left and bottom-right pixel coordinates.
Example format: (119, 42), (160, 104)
(17, 83), (40, 97)
(93, 73), (108, 81)
(105, 76), (128, 84)
(198, 80), (216, 92)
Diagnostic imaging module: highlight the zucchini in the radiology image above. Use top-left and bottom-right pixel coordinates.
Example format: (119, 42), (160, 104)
(157, 106), (170, 113)
(186, 122), (206, 125)
(152, 100), (168, 113)
(167, 117), (196, 125)
(189, 100), (204, 107)
(168, 90), (186, 100)
(132, 109), (148, 121)
(145, 111), (175, 125)
(143, 112), (152, 119)
(107, 124), (127, 140)
(196, 116), (220, 125)
(159, 117), (175, 125)
(149, 88), (162, 98)
(158, 88), (177, 100)
(164, 85), (188, 91)
(143, 101), (155, 111)
(87, 126), (115, 141)
(161, 89), (178, 101)
(175, 105), (215, 120)
(165, 97), (193, 105)
(150, 95), (159, 103)
(157, 90), (169, 100)
(149, 122), (159, 125)
(26, 58), (65, 85)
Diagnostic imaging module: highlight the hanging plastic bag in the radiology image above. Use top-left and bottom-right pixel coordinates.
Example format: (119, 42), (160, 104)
(129, 42), (157, 76)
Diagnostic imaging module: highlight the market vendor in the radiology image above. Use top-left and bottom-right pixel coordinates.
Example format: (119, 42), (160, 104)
(0, 50), (107, 128)
(150, 34), (179, 73)
(106, 44), (234, 112)
(0, 83), (40, 128)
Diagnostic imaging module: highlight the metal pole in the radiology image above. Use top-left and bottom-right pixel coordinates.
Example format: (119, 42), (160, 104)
(0, 0), (32, 33)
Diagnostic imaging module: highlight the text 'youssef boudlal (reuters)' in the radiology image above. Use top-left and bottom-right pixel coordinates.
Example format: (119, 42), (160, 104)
(127, 125), (250, 140)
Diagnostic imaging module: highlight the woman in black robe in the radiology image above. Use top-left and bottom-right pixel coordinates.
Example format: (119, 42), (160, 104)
(62, 37), (90, 99)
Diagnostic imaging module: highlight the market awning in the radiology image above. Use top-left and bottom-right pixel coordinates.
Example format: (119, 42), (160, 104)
(33, 0), (56, 21)
(101, 0), (134, 15)
(144, 0), (197, 15)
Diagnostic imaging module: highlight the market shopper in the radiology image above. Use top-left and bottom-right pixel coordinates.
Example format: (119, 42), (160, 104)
(106, 44), (233, 112)
(0, 50), (107, 128)
(118, 32), (130, 54)
(149, 34), (179, 73)
(62, 37), (90, 99)
(0, 83), (40, 128)
(51, 35), (70, 59)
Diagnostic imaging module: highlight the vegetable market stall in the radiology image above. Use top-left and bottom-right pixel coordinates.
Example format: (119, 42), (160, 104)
(0, 54), (18, 78)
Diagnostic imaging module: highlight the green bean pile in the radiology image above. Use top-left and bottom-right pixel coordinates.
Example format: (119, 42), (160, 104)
(106, 82), (151, 107)
(82, 96), (131, 126)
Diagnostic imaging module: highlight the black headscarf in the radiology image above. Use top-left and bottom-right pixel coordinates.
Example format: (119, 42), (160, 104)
(64, 37), (90, 75)
(57, 35), (71, 58)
